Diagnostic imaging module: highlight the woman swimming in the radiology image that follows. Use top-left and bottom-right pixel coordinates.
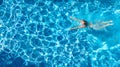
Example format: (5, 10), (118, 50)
(69, 16), (113, 30)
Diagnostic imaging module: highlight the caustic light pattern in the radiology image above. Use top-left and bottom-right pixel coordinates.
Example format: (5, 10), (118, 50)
(0, 0), (120, 67)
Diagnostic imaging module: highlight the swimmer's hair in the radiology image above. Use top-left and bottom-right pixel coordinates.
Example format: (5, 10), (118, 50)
(82, 20), (89, 26)
(82, 20), (88, 23)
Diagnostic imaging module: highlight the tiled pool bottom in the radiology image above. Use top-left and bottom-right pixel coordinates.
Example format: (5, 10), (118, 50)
(0, 0), (120, 67)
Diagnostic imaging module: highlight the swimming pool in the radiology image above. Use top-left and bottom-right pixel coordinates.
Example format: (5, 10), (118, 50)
(0, 0), (120, 67)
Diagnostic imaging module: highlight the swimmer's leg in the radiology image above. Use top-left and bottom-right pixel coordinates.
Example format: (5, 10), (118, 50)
(100, 20), (113, 27)
(102, 20), (113, 24)
(104, 23), (113, 26)
(100, 23), (113, 28)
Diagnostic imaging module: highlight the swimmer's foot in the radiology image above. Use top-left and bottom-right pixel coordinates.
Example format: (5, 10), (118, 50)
(104, 23), (113, 27)
(108, 23), (113, 26)
(108, 20), (113, 22)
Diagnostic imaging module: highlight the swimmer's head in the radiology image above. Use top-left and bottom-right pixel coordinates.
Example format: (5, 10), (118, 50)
(80, 20), (89, 27)
(81, 20), (88, 24)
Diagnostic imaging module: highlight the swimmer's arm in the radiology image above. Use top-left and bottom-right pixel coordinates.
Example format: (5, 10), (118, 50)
(70, 25), (85, 30)
(69, 16), (81, 22)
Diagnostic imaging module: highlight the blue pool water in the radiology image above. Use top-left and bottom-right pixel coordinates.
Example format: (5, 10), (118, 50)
(0, 0), (120, 67)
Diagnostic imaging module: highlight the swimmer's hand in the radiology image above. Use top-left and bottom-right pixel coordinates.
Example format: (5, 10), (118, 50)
(69, 16), (74, 19)
(70, 27), (77, 30)
(69, 16), (76, 20)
